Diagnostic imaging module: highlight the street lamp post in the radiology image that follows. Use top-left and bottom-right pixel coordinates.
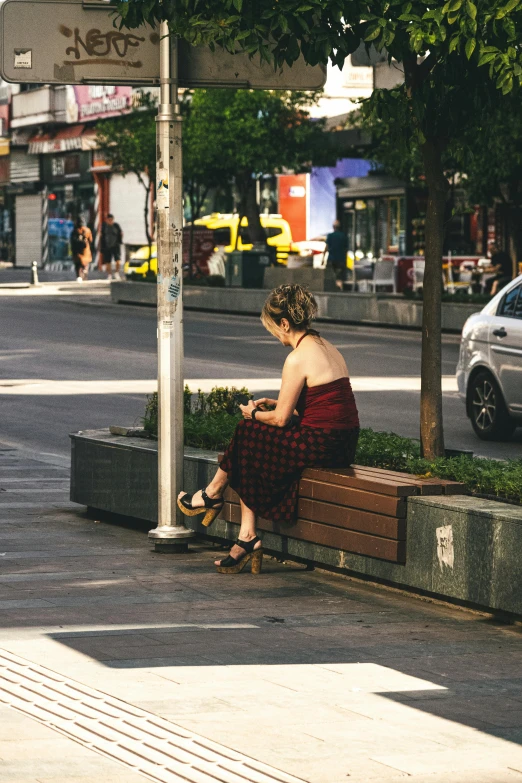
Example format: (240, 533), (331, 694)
(148, 23), (194, 553)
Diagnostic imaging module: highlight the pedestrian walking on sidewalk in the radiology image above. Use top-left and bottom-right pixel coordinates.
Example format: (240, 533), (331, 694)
(70, 218), (93, 283)
(100, 214), (123, 280)
(325, 220), (348, 291)
(484, 244), (514, 296)
(178, 284), (360, 574)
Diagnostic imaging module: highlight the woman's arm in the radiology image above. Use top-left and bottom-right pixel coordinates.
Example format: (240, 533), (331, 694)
(254, 396), (278, 409)
(240, 353), (305, 427)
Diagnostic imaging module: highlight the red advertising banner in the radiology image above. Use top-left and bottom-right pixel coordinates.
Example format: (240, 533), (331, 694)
(65, 85), (133, 124)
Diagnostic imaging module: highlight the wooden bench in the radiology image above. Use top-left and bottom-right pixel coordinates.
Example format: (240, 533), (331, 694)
(221, 464), (466, 564)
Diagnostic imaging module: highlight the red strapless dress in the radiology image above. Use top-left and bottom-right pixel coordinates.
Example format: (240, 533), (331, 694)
(220, 377), (359, 524)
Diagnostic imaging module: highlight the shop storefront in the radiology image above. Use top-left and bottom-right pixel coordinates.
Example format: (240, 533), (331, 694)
(30, 128), (96, 261)
(0, 139), (13, 263)
(337, 175), (486, 261)
(338, 176), (408, 260)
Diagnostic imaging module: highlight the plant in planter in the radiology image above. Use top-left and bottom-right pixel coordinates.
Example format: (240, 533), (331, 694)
(142, 389), (522, 504)
(143, 386), (252, 450)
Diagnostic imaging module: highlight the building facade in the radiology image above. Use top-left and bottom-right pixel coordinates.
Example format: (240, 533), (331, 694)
(4, 81), (153, 267)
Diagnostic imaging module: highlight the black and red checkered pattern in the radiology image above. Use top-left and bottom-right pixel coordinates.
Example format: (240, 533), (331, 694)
(220, 419), (359, 524)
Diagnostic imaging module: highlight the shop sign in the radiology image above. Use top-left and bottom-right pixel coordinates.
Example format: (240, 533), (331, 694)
(65, 85), (132, 123)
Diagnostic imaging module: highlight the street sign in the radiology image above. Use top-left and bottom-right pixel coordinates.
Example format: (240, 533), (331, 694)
(0, 0), (160, 85)
(0, 0), (326, 89)
(178, 42), (326, 91)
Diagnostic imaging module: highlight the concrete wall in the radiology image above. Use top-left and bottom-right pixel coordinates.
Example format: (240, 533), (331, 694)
(111, 281), (482, 333)
(70, 431), (522, 617)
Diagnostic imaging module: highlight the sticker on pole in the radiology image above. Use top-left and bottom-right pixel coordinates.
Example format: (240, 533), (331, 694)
(157, 168), (168, 208)
(166, 276), (181, 302)
(14, 49), (32, 68)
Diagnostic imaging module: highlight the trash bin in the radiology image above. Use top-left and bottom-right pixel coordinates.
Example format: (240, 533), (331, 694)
(225, 250), (271, 288)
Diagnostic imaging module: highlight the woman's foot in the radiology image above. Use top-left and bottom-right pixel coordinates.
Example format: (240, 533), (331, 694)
(214, 536), (264, 574)
(214, 535), (261, 566)
(177, 486), (221, 509)
(177, 486), (224, 527)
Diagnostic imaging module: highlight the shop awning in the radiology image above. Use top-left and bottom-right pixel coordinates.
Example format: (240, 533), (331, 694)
(28, 125), (98, 154)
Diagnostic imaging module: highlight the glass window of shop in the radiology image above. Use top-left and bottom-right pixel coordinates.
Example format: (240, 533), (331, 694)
(43, 152), (95, 262)
(342, 195), (405, 259)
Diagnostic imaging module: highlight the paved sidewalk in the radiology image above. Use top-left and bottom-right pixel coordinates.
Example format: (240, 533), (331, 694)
(0, 445), (521, 783)
(0, 279), (111, 298)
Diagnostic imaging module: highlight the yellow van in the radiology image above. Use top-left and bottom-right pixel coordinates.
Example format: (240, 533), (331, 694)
(195, 213), (292, 264)
(124, 212), (292, 278)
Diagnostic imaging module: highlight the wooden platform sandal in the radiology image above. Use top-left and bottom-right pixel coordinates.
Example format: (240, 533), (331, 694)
(215, 536), (264, 574)
(177, 489), (224, 527)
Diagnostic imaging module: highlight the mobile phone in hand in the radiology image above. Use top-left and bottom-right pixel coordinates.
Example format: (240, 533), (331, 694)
(237, 393), (250, 406)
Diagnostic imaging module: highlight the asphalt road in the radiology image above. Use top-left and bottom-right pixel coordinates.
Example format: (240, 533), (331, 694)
(0, 293), (521, 460)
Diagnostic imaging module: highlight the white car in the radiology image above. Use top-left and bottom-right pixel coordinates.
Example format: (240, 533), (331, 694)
(457, 274), (522, 440)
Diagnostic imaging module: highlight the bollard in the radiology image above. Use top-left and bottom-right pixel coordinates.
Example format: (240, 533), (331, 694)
(30, 260), (41, 287)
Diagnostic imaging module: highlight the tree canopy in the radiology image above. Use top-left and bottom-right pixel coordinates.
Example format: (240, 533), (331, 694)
(183, 88), (328, 244)
(118, 0), (522, 95)
(117, 0), (522, 458)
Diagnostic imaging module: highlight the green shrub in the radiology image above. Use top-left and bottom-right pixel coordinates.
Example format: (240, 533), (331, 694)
(355, 428), (522, 505)
(143, 392), (522, 504)
(185, 410), (241, 451)
(143, 392), (158, 437)
(144, 386), (251, 449)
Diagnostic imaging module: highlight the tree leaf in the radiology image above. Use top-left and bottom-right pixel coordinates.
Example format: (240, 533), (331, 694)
(496, 0), (520, 17)
(465, 0), (477, 19)
(465, 37), (476, 58)
(478, 51), (497, 66)
(502, 16), (516, 38)
(364, 23), (382, 41)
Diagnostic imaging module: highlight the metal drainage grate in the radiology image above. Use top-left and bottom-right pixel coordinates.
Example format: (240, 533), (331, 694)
(0, 649), (304, 783)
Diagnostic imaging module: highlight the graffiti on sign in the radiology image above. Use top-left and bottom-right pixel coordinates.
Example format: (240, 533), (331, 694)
(59, 25), (157, 68)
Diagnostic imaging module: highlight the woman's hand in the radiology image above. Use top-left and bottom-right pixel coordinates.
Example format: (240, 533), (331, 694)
(239, 400), (257, 419)
(254, 397), (277, 410)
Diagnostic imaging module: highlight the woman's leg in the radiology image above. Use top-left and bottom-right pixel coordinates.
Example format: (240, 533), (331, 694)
(177, 466), (228, 507)
(214, 498), (260, 566)
(238, 499), (256, 541)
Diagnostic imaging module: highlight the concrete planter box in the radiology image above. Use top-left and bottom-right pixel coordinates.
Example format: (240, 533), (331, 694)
(71, 430), (522, 617)
(111, 281), (480, 332)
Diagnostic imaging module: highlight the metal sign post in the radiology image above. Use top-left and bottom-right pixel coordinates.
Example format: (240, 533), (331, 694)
(0, 0), (327, 554)
(148, 24), (194, 552)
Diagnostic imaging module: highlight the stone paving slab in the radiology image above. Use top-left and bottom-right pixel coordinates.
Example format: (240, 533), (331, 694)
(1, 447), (522, 783)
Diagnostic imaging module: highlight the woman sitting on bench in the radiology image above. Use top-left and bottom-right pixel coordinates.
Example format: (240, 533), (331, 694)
(178, 284), (360, 574)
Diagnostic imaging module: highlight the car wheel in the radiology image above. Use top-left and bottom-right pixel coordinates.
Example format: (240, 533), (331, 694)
(468, 371), (516, 441)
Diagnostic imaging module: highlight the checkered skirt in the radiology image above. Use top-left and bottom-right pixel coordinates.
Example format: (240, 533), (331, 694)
(220, 419), (359, 524)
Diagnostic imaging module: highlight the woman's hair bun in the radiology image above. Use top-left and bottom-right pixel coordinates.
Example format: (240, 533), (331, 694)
(261, 283), (318, 333)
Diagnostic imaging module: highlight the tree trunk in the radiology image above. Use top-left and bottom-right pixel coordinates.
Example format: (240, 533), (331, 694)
(237, 172), (266, 247)
(420, 139), (449, 459)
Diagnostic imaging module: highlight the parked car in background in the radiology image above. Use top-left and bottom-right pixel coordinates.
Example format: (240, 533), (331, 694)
(289, 236), (327, 267)
(457, 275), (522, 440)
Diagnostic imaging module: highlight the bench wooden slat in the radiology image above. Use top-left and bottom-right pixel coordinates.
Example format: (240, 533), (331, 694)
(298, 498), (406, 540)
(221, 503), (405, 563)
(299, 478), (406, 518)
(224, 498), (405, 540)
(351, 465), (466, 495)
(303, 467), (419, 497)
